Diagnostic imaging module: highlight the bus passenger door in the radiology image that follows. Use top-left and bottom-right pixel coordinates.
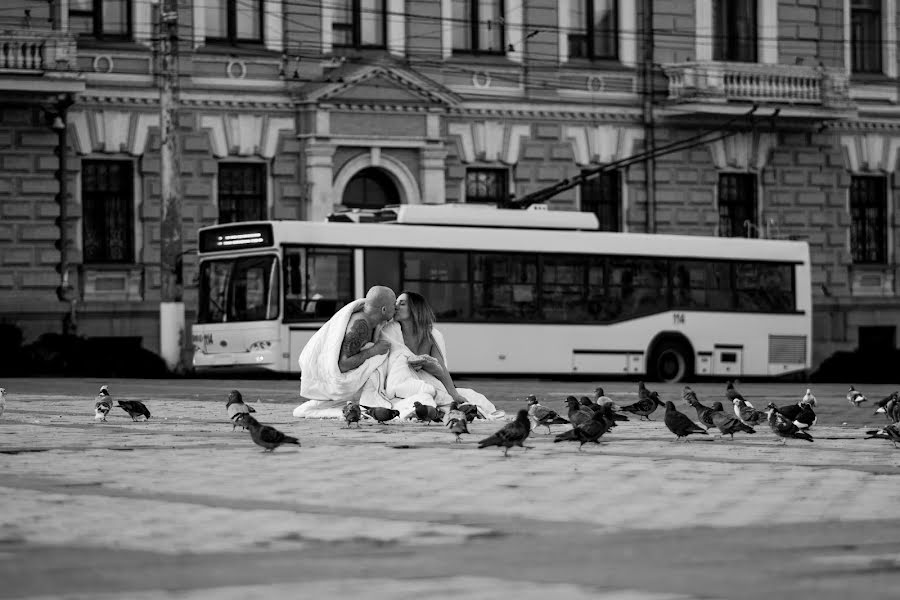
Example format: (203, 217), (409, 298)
(288, 326), (319, 373)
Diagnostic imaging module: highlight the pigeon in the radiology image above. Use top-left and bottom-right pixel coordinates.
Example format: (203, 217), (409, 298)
(456, 402), (481, 422)
(94, 385), (113, 422)
(732, 397), (766, 427)
(234, 414), (301, 452)
(847, 385), (867, 407)
(776, 399), (817, 430)
(0, 387), (6, 419)
(365, 406), (400, 424)
(682, 386), (715, 430)
(443, 400), (470, 425)
(117, 400), (150, 421)
(579, 396), (603, 413)
(764, 403), (813, 444)
(413, 401), (443, 424)
(664, 401), (708, 441)
(226, 390), (254, 430)
(708, 401), (756, 439)
(884, 395), (900, 423)
(865, 423), (900, 448)
(619, 387), (665, 421)
(593, 386), (615, 405)
(802, 388), (817, 407)
(478, 409), (531, 457)
(725, 380), (747, 403)
(526, 395), (569, 433)
(553, 410), (610, 451)
(874, 392), (900, 420)
(342, 401), (361, 428)
(564, 396), (595, 428)
(447, 417), (469, 443)
(596, 401), (628, 426)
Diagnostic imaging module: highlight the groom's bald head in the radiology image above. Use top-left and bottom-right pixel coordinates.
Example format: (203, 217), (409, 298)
(364, 285), (396, 321)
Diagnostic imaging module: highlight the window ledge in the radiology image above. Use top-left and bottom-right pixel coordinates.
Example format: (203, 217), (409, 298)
(196, 43), (277, 58)
(849, 264), (896, 297)
(81, 265), (143, 302)
(445, 53), (520, 69)
(850, 72), (896, 84)
(75, 38), (149, 53)
(563, 58), (633, 72)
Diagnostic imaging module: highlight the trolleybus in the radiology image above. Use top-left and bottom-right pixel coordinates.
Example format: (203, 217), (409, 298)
(192, 204), (811, 382)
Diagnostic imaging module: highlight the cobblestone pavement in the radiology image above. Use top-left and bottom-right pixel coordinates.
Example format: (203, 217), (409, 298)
(1, 378), (899, 599)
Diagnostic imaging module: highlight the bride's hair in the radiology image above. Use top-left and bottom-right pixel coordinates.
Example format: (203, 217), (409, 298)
(401, 290), (435, 350)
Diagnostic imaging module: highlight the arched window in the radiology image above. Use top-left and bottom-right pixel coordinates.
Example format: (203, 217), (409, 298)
(342, 167), (399, 208)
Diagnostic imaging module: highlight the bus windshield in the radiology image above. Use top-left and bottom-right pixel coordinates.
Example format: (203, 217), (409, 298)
(198, 255), (279, 323)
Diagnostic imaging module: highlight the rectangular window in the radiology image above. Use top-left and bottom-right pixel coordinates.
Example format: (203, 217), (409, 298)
(70, 0), (131, 39)
(334, 0), (386, 48)
(472, 252), (538, 320)
(205, 0), (263, 44)
(713, 0), (757, 62)
(464, 168), (508, 204)
(851, 0), (883, 73)
(850, 175), (887, 264)
(283, 247), (353, 321)
(452, 0), (505, 54)
(218, 163), (266, 224)
(568, 0), (618, 60)
(81, 160), (134, 264)
(402, 251), (471, 320)
(198, 255), (279, 323)
(540, 255), (590, 321)
(718, 173), (757, 238)
(580, 170), (620, 231)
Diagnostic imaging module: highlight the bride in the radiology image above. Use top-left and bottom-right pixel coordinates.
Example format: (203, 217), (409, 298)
(377, 291), (505, 421)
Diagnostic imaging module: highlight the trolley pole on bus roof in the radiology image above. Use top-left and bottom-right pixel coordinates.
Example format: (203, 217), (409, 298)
(158, 0), (185, 373)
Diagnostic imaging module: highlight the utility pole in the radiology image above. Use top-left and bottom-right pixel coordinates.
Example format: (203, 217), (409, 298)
(158, 0), (184, 372)
(641, 0), (657, 233)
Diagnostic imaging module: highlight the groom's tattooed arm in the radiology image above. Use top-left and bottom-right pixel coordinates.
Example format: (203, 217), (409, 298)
(337, 320), (389, 373)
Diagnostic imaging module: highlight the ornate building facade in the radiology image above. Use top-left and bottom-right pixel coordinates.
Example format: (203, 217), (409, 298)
(0, 0), (898, 371)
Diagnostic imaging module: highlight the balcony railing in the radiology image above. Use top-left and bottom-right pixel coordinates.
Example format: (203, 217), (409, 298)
(662, 61), (851, 109)
(0, 29), (77, 73)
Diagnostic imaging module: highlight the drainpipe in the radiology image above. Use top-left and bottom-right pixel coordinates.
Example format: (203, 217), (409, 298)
(50, 93), (77, 335)
(642, 0), (656, 233)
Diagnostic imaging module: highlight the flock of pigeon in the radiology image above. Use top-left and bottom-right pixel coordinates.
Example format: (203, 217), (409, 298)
(1, 382), (898, 455)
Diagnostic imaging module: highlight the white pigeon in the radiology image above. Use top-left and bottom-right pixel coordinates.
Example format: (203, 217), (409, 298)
(94, 385), (113, 422)
(802, 388), (817, 407)
(0, 387), (6, 419)
(847, 385), (867, 407)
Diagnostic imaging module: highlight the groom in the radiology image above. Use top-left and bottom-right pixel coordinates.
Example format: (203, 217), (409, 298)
(295, 285), (397, 416)
(338, 285), (395, 373)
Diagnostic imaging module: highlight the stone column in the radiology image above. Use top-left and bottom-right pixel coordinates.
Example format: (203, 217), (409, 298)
(304, 141), (335, 222)
(420, 146), (448, 204)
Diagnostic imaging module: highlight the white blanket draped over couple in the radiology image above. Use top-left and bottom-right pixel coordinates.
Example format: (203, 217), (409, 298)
(292, 298), (505, 421)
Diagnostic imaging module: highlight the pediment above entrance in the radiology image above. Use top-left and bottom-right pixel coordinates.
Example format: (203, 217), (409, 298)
(299, 62), (460, 107)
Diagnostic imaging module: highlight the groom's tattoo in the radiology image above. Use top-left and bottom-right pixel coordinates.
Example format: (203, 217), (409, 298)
(341, 320), (371, 359)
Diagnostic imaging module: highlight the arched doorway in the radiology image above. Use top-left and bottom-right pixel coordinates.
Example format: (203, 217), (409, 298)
(341, 167), (400, 208)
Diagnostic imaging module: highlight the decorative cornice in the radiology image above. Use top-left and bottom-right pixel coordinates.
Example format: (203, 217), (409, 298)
(830, 120), (900, 132)
(322, 103), (443, 113)
(448, 107), (643, 122)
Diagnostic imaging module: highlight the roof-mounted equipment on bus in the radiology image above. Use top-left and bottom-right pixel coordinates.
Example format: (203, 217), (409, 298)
(326, 204), (599, 231)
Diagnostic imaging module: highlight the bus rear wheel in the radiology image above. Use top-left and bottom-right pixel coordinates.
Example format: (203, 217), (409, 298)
(650, 342), (693, 383)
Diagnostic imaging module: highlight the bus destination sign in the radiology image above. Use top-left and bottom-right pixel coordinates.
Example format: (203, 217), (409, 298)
(199, 224), (274, 253)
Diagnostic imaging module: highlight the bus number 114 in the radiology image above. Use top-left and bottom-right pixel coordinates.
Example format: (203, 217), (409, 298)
(673, 313), (685, 325)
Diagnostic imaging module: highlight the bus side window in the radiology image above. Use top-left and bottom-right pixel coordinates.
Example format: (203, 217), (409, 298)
(283, 249), (307, 321)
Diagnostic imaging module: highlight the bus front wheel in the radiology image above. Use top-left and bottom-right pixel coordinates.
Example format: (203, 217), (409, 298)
(649, 342), (693, 383)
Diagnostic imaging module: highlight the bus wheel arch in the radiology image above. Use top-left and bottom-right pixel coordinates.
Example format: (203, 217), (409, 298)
(647, 333), (695, 383)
